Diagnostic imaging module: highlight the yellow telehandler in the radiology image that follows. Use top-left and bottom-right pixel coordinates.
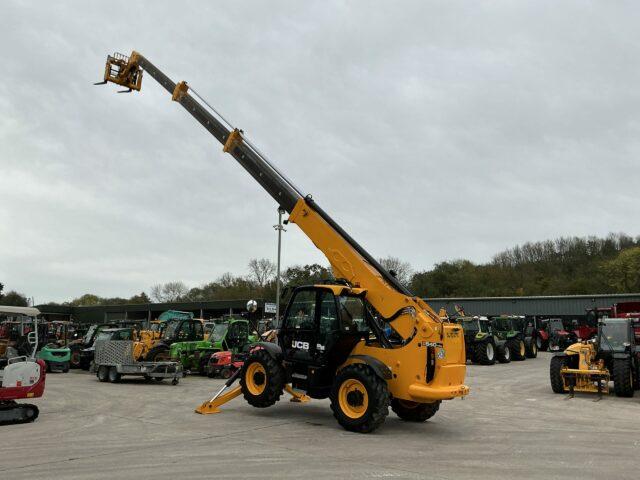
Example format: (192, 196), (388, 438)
(98, 51), (469, 432)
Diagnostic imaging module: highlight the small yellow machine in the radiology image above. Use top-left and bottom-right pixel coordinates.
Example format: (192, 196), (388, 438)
(550, 341), (610, 396)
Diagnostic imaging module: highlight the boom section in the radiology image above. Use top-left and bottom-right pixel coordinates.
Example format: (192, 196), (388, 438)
(98, 51), (438, 322)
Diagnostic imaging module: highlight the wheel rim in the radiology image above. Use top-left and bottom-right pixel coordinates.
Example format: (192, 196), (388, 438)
(486, 343), (495, 360)
(71, 351), (80, 365)
(504, 346), (510, 360)
(519, 341), (525, 356)
(338, 379), (369, 419)
(536, 337), (542, 349)
(532, 341), (537, 354)
(245, 362), (267, 396)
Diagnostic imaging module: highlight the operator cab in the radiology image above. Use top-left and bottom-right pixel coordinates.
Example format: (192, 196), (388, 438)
(599, 318), (639, 352)
(279, 284), (385, 398)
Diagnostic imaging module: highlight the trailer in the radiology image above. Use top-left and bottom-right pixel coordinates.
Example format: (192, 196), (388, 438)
(93, 340), (182, 385)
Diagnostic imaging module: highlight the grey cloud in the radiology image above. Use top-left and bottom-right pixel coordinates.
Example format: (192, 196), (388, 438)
(1, 1), (639, 302)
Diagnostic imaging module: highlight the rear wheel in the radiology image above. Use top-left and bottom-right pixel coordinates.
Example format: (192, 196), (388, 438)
(536, 336), (548, 352)
(220, 367), (233, 379)
(97, 365), (109, 382)
(509, 339), (526, 361)
(525, 338), (538, 358)
(550, 355), (568, 393)
(330, 364), (389, 433)
(613, 358), (634, 397)
(474, 341), (496, 365)
(108, 366), (121, 383)
(147, 346), (170, 362)
(391, 399), (440, 422)
(497, 344), (511, 363)
(240, 349), (285, 408)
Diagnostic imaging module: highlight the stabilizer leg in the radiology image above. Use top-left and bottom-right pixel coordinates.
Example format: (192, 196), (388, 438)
(195, 386), (242, 414)
(195, 368), (243, 415)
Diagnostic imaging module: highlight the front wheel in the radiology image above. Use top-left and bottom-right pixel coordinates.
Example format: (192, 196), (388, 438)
(330, 364), (389, 433)
(146, 346), (170, 362)
(474, 341), (496, 365)
(497, 344), (511, 363)
(613, 358), (634, 397)
(550, 355), (568, 393)
(97, 365), (109, 382)
(391, 399), (440, 422)
(240, 349), (285, 408)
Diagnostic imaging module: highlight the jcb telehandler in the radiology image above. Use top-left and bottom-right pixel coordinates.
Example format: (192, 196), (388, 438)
(98, 51), (469, 433)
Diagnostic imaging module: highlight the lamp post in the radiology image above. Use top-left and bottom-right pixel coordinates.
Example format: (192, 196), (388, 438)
(274, 207), (286, 322)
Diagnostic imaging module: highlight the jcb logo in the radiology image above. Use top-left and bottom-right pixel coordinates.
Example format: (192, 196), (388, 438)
(292, 340), (309, 350)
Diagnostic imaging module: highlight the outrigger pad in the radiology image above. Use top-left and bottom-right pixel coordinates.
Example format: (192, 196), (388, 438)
(194, 386), (242, 415)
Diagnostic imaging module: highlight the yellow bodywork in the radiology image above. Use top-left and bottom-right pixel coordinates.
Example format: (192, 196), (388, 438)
(561, 342), (610, 394)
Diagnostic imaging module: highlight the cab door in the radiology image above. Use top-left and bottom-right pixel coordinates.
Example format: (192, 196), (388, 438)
(281, 288), (318, 365)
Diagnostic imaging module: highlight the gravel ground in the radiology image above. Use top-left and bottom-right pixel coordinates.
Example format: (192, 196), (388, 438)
(2, 352), (638, 479)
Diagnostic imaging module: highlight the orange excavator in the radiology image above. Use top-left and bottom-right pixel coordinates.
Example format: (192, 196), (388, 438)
(98, 52), (469, 432)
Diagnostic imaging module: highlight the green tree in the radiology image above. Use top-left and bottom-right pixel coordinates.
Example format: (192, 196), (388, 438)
(604, 247), (640, 292)
(0, 290), (29, 307)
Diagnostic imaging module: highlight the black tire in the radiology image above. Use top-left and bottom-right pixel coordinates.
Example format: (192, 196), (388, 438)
(550, 355), (568, 393)
(497, 344), (511, 363)
(330, 364), (389, 433)
(525, 338), (538, 359)
(391, 399), (440, 422)
(108, 366), (121, 383)
(474, 341), (496, 365)
(536, 336), (548, 352)
(240, 349), (285, 408)
(220, 368), (233, 379)
(97, 365), (109, 382)
(70, 348), (82, 369)
(146, 345), (170, 362)
(508, 339), (526, 361)
(613, 358), (634, 398)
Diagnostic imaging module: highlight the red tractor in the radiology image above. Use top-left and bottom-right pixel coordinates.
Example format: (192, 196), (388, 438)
(206, 351), (246, 379)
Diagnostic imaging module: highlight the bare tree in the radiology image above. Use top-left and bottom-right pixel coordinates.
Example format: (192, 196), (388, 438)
(150, 281), (189, 302)
(248, 258), (276, 288)
(378, 256), (413, 287)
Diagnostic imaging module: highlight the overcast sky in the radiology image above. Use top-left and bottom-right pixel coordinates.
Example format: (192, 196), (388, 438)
(1, 1), (639, 303)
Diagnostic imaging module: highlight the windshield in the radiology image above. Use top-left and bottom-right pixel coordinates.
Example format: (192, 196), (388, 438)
(83, 325), (97, 344)
(461, 320), (480, 333)
(600, 321), (630, 351)
(95, 331), (112, 341)
(209, 323), (228, 343)
(549, 319), (565, 332)
(494, 318), (511, 331)
(163, 319), (181, 340)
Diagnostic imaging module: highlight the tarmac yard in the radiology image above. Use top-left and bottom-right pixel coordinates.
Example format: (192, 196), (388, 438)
(2, 354), (638, 480)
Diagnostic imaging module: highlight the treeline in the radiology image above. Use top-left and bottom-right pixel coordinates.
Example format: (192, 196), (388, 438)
(4, 233), (639, 307)
(411, 233), (640, 297)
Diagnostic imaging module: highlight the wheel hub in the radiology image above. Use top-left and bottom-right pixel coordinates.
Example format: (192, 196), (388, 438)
(346, 389), (365, 407)
(253, 371), (265, 386)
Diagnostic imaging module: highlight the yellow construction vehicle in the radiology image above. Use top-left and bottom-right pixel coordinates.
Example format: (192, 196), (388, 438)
(98, 51), (469, 432)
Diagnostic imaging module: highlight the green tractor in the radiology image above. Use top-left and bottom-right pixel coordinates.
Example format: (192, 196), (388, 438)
(455, 316), (510, 365)
(491, 316), (528, 361)
(169, 319), (258, 374)
(145, 317), (204, 362)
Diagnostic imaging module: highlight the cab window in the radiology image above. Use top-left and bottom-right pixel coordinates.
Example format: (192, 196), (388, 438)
(338, 296), (368, 333)
(318, 292), (339, 344)
(287, 290), (316, 330)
